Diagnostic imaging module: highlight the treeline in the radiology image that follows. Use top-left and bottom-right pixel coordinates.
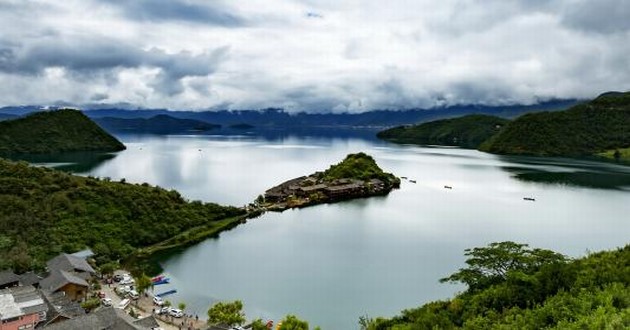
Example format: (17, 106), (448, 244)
(377, 115), (509, 148)
(0, 158), (245, 272)
(321, 152), (399, 185)
(378, 91), (630, 159)
(481, 92), (630, 156)
(0, 109), (125, 154)
(363, 242), (630, 329)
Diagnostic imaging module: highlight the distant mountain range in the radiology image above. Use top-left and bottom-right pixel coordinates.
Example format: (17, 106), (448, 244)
(93, 115), (220, 134)
(0, 99), (579, 128)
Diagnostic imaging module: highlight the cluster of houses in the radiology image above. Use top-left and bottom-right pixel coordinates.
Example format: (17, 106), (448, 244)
(264, 173), (392, 207)
(0, 250), (160, 330)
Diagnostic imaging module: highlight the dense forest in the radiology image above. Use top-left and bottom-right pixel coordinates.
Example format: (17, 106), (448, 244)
(0, 109), (125, 154)
(377, 115), (509, 148)
(480, 92), (630, 157)
(0, 158), (245, 273)
(364, 242), (630, 329)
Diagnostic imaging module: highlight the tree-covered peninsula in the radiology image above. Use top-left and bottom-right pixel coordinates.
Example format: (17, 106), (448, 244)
(377, 114), (509, 149)
(263, 152), (400, 210)
(480, 91), (630, 158)
(363, 242), (630, 329)
(0, 109), (126, 154)
(0, 158), (245, 272)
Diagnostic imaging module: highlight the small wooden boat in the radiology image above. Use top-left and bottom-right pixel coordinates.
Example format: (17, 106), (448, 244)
(156, 289), (177, 297)
(444, 185), (452, 189)
(523, 197), (536, 201)
(409, 180), (417, 183)
(151, 275), (165, 283)
(153, 278), (171, 285)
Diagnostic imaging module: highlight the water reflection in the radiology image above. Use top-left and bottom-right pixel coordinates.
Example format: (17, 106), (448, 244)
(499, 155), (630, 190)
(5, 152), (118, 173)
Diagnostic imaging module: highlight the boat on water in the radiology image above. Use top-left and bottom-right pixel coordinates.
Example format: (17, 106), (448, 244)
(156, 289), (177, 297)
(153, 278), (171, 285)
(444, 185), (452, 189)
(523, 197), (536, 201)
(151, 275), (165, 283)
(409, 180), (417, 183)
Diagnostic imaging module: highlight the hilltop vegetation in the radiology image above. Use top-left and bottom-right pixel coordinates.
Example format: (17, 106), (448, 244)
(0, 109), (125, 154)
(322, 152), (399, 184)
(377, 114), (509, 148)
(480, 92), (630, 157)
(0, 158), (245, 272)
(364, 242), (630, 329)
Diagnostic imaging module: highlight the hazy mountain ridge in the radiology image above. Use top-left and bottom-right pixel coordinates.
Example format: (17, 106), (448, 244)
(0, 99), (578, 128)
(93, 114), (221, 134)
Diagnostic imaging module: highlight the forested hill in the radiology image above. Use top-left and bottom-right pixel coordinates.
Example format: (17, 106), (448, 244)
(480, 91), (630, 157)
(93, 114), (220, 134)
(377, 114), (509, 148)
(0, 109), (126, 154)
(0, 158), (245, 272)
(365, 242), (630, 329)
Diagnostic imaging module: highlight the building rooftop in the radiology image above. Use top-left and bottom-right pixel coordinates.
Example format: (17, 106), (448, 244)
(40, 270), (88, 293)
(46, 253), (95, 274)
(0, 270), (19, 288)
(0, 286), (47, 321)
(70, 249), (95, 260)
(42, 307), (159, 330)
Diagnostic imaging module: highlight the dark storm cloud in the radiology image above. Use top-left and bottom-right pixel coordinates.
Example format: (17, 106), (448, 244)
(0, 37), (228, 95)
(560, 0), (630, 34)
(98, 0), (246, 26)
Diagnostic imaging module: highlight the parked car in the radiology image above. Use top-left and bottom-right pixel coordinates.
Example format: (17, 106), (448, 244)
(113, 274), (123, 282)
(168, 308), (184, 318)
(152, 296), (164, 306)
(97, 291), (106, 298)
(117, 298), (131, 310)
(101, 298), (112, 307)
(116, 285), (131, 295)
(120, 276), (135, 285)
(155, 306), (171, 315)
(128, 290), (139, 300)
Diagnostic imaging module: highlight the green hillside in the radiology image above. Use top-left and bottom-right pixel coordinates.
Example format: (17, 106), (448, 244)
(364, 242), (630, 329)
(322, 152), (399, 185)
(377, 114), (509, 148)
(94, 114), (220, 134)
(0, 158), (245, 272)
(480, 92), (630, 157)
(0, 109), (126, 154)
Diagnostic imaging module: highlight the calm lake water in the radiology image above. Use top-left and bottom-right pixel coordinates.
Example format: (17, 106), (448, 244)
(33, 131), (630, 329)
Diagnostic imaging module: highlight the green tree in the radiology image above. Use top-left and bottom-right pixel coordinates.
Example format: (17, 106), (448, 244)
(164, 300), (172, 308)
(278, 315), (309, 330)
(178, 302), (186, 313)
(251, 319), (268, 330)
(207, 300), (245, 327)
(98, 262), (117, 277)
(135, 273), (153, 295)
(440, 241), (567, 291)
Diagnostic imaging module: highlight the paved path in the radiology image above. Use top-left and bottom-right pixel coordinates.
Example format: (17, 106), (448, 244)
(100, 271), (207, 330)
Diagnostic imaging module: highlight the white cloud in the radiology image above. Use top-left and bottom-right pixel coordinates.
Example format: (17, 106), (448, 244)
(0, 0), (629, 111)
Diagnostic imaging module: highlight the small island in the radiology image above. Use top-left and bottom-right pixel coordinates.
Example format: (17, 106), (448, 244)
(261, 152), (400, 211)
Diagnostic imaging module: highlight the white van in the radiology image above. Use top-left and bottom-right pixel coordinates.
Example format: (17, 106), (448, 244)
(117, 298), (130, 309)
(128, 290), (139, 300)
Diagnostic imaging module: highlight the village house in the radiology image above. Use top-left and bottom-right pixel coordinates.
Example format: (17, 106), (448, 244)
(45, 253), (95, 280)
(39, 271), (89, 302)
(42, 306), (160, 330)
(0, 286), (48, 330)
(0, 272), (19, 291)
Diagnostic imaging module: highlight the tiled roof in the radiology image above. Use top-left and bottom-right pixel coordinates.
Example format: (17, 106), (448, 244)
(0, 270), (19, 287)
(40, 270), (88, 292)
(46, 253), (95, 274)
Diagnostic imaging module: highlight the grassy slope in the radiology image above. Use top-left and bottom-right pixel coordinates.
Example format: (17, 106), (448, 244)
(0, 158), (245, 272)
(0, 109), (126, 154)
(480, 92), (630, 156)
(367, 244), (630, 330)
(377, 114), (509, 148)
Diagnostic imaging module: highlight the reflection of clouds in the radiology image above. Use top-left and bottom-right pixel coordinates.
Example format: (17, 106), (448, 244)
(257, 144), (325, 149)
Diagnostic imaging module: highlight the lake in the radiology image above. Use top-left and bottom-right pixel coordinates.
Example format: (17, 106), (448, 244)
(32, 131), (630, 329)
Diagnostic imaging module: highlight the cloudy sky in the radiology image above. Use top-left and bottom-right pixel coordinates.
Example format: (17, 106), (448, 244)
(1, 0), (629, 112)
